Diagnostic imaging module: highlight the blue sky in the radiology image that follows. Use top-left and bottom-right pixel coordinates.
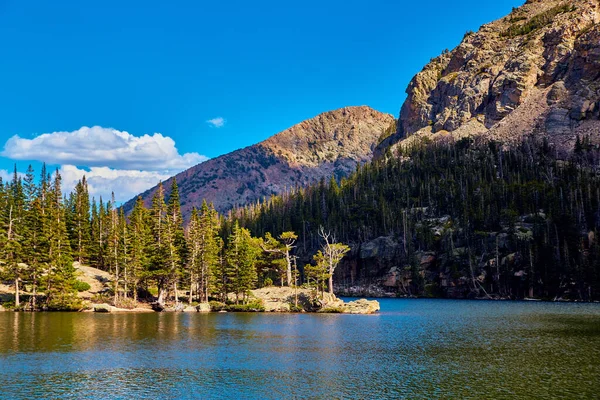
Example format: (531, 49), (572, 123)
(0, 0), (523, 201)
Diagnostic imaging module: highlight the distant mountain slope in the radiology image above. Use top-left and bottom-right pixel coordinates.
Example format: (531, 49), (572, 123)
(123, 106), (395, 218)
(377, 0), (600, 156)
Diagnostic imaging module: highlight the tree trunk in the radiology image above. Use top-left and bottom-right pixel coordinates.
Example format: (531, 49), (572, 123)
(328, 274), (334, 294)
(32, 273), (37, 310)
(114, 263), (119, 305)
(174, 281), (179, 305)
(124, 266), (128, 299)
(205, 275), (209, 303)
(157, 286), (166, 305)
(15, 278), (20, 307)
(189, 273), (194, 305)
(285, 253), (292, 287)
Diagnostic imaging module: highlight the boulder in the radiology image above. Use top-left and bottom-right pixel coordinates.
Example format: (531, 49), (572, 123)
(196, 303), (211, 313)
(93, 304), (112, 313)
(342, 299), (380, 314)
(251, 287), (315, 312)
(0, 304), (5, 312)
(183, 306), (197, 312)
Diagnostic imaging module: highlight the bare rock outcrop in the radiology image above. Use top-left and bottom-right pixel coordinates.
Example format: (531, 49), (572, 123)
(380, 0), (600, 154)
(251, 286), (380, 314)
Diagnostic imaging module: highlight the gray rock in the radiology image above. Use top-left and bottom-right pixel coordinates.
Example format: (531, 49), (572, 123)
(342, 299), (380, 314)
(359, 236), (400, 261)
(93, 304), (112, 313)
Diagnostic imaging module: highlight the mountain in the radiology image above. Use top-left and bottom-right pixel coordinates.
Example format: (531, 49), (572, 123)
(123, 106), (395, 217)
(377, 0), (600, 156)
(234, 0), (600, 301)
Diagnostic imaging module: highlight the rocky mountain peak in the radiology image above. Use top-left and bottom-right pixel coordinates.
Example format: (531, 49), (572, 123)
(264, 106), (393, 167)
(124, 106), (394, 218)
(387, 0), (600, 151)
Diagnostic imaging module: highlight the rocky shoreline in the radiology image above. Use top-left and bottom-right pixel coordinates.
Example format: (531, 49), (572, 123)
(86, 287), (380, 314)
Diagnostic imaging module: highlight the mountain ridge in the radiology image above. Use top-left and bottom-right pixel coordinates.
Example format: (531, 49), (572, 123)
(123, 106), (395, 217)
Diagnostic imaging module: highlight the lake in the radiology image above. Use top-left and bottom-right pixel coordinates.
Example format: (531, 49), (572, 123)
(1, 299), (599, 399)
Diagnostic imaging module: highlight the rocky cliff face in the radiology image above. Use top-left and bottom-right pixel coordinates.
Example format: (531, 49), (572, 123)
(124, 106), (394, 218)
(379, 0), (600, 154)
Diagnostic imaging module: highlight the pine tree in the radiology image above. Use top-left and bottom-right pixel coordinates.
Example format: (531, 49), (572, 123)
(225, 222), (259, 304)
(187, 201), (221, 303)
(0, 168), (25, 307)
(118, 208), (129, 300)
(261, 231), (297, 286)
(70, 177), (91, 264)
(106, 193), (121, 303)
(318, 226), (350, 294)
(149, 182), (169, 305)
(43, 169), (79, 310)
(165, 179), (185, 304)
(129, 196), (151, 303)
(305, 251), (330, 295)
(22, 195), (48, 310)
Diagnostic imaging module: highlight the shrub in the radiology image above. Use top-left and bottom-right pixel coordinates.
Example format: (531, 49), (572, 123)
(115, 297), (137, 309)
(227, 299), (265, 312)
(289, 304), (304, 312)
(501, 4), (576, 38)
(73, 280), (91, 292)
(318, 306), (344, 313)
(46, 294), (83, 311)
(209, 301), (227, 311)
(1, 300), (16, 310)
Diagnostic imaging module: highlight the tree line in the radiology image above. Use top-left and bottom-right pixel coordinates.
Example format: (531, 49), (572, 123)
(0, 168), (348, 310)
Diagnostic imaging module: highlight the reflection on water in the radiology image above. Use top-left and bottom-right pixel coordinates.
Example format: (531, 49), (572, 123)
(1, 300), (599, 399)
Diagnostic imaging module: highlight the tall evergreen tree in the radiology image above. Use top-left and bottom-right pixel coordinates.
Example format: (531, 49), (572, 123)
(225, 221), (260, 304)
(129, 196), (152, 302)
(69, 177), (91, 264)
(149, 182), (169, 305)
(165, 179), (185, 304)
(43, 169), (79, 310)
(187, 201), (221, 303)
(106, 193), (121, 303)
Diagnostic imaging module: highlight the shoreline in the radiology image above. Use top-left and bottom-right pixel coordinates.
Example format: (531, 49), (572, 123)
(2, 296), (598, 315)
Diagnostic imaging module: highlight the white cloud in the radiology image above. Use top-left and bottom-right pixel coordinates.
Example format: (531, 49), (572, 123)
(206, 117), (226, 128)
(60, 165), (172, 203)
(0, 169), (12, 182)
(1, 126), (207, 171)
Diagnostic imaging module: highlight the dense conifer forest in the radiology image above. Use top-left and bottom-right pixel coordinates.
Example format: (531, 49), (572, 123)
(0, 167), (343, 310)
(232, 135), (600, 301)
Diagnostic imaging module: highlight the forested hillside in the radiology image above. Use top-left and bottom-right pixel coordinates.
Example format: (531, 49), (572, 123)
(231, 135), (600, 300)
(0, 166), (347, 310)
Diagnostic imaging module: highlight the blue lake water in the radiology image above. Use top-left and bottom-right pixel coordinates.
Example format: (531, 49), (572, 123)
(1, 299), (599, 399)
